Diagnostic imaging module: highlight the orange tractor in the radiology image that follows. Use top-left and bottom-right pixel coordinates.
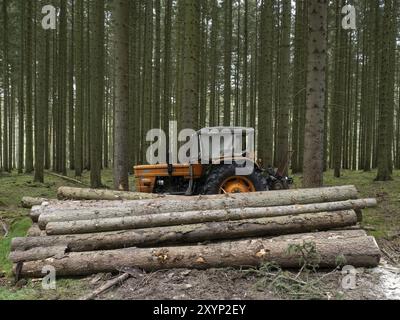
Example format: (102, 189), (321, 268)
(134, 127), (292, 195)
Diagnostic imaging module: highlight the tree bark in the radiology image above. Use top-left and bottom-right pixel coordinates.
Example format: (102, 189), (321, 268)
(9, 246), (68, 263)
(257, 0), (274, 167)
(21, 197), (49, 209)
(112, 0), (130, 191)
(44, 202), (368, 235)
(13, 212), (360, 256)
(57, 186), (163, 201)
(223, 0), (232, 126)
(181, 0), (200, 130)
(14, 231), (380, 277)
(12, 226), (368, 253)
(89, 0), (104, 187)
(26, 224), (46, 237)
(37, 186), (360, 228)
(302, 0), (327, 187)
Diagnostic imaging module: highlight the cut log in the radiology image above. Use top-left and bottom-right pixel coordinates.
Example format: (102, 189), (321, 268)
(12, 228), (369, 251)
(26, 224), (46, 237)
(9, 246), (68, 263)
(13, 211), (359, 254)
(21, 197), (49, 209)
(14, 232), (381, 277)
(38, 186), (360, 228)
(44, 199), (375, 235)
(57, 186), (164, 201)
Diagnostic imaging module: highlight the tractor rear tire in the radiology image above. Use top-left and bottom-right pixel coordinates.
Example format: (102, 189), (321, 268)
(202, 164), (268, 195)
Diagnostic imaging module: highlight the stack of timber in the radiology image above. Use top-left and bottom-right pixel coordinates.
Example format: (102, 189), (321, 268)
(11, 185), (382, 278)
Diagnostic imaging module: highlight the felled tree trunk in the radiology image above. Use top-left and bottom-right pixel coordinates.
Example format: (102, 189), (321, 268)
(57, 186), (163, 201)
(44, 203), (362, 235)
(12, 211), (359, 254)
(38, 186), (360, 228)
(14, 231), (381, 277)
(21, 197), (49, 209)
(9, 246), (68, 263)
(26, 224), (46, 237)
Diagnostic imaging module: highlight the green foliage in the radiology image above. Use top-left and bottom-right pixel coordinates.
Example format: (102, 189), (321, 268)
(286, 241), (320, 272)
(244, 260), (341, 300)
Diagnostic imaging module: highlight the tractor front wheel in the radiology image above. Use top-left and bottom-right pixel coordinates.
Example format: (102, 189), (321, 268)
(202, 164), (267, 195)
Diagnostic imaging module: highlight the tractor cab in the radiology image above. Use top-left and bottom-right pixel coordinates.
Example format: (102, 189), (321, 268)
(134, 127), (291, 195)
(195, 127), (255, 165)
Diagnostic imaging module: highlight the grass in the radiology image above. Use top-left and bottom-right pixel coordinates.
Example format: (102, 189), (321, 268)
(0, 169), (119, 300)
(0, 168), (399, 299)
(291, 169), (400, 239)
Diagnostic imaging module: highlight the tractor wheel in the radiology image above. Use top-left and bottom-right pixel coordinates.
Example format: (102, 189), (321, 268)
(202, 164), (267, 195)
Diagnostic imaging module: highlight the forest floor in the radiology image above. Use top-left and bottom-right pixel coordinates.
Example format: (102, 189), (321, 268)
(0, 169), (399, 300)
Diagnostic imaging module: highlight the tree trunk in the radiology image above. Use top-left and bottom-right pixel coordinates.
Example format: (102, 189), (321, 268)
(89, 0), (104, 187)
(112, 0), (130, 191)
(57, 186), (162, 201)
(257, 0), (274, 167)
(24, 0), (34, 173)
(162, 0), (172, 141)
(14, 211), (359, 257)
(13, 225), (369, 253)
(375, 0), (396, 181)
(74, 0), (84, 177)
(45, 204), (365, 235)
(9, 246), (68, 263)
(223, 0), (232, 126)
(17, 0), (25, 173)
(26, 224), (46, 237)
(37, 185), (360, 227)
(141, 0), (153, 156)
(302, 0), (327, 187)
(34, 16), (48, 183)
(275, 0), (291, 175)
(21, 197), (48, 209)
(181, 0), (200, 130)
(14, 231), (380, 277)
(2, 0), (10, 172)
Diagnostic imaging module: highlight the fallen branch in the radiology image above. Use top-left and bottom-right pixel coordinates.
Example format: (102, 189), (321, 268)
(81, 272), (130, 300)
(45, 171), (88, 186)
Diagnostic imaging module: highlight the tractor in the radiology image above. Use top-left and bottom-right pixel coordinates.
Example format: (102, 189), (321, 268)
(134, 127), (293, 195)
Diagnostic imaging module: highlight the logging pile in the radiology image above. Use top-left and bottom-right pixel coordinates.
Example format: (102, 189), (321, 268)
(11, 185), (381, 278)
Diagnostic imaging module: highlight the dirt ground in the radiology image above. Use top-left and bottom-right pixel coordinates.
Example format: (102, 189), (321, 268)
(93, 236), (400, 300)
(96, 258), (400, 300)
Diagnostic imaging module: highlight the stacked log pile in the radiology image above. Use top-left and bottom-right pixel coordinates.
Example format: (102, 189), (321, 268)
(11, 185), (381, 278)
